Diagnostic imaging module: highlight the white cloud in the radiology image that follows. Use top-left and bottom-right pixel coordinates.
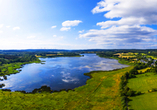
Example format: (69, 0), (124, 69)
(97, 17), (146, 29)
(60, 27), (71, 31)
(53, 35), (57, 37)
(80, 25), (157, 46)
(51, 25), (57, 29)
(27, 35), (36, 39)
(0, 30), (3, 33)
(80, 0), (157, 48)
(92, 0), (114, 14)
(60, 20), (82, 31)
(62, 20), (82, 27)
(78, 30), (84, 33)
(6, 26), (11, 28)
(13, 27), (20, 30)
(0, 24), (3, 28)
(92, 0), (157, 27)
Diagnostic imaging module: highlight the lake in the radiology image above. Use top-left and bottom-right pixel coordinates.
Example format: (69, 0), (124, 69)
(0, 54), (128, 92)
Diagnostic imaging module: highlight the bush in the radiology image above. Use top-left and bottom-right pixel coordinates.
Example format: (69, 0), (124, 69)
(152, 88), (157, 92)
(135, 91), (141, 95)
(126, 89), (135, 96)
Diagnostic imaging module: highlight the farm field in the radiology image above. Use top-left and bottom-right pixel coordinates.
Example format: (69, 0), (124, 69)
(128, 92), (157, 110)
(137, 67), (150, 73)
(114, 52), (137, 59)
(127, 72), (157, 93)
(0, 66), (133, 110)
(127, 72), (157, 109)
(141, 53), (157, 60)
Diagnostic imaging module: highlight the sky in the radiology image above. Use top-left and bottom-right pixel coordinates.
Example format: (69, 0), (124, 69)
(0, 0), (157, 49)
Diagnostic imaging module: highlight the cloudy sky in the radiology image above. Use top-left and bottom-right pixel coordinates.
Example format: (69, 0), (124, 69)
(0, 0), (157, 49)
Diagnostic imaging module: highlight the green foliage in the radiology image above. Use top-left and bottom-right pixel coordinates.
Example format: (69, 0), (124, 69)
(37, 52), (81, 58)
(128, 92), (157, 110)
(152, 88), (157, 92)
(119, 63), (148, 109)
(0, 66), (133, 110)
(0, 54), (40, 65)
(129, 68), (138, 75)
(127, 71), (157, 109)
(2, 49), (157, 109)
(128, 72), (157, 92)
(0, 53), (40, 76)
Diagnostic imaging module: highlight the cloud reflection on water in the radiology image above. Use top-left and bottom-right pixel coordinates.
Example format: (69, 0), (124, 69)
(0, 54), (128, 92)
(61, 71), (79, 83)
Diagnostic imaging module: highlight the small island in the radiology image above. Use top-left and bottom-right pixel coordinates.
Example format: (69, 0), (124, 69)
(35, 52), (81, 58)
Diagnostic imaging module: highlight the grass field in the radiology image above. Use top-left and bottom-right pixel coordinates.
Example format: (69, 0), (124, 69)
(141, 53), (157, 60)
(114, 52), (137, 59)
(138, 67), (151, 73)
(127, 72), (157, 93)
(127, 72), (157, 109)
(128, 92), (157, 110)
(0, 66), (133, 110)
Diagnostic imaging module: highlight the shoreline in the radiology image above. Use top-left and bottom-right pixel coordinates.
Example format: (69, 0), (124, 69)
(1, 55), (129, 93)
(0, 55), (133, 110)
(0, 60), (41, 77)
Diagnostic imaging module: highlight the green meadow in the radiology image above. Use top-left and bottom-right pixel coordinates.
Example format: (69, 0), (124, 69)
(0, 63), (23, 76)
(127, 72), (157, 109)
(0, 61), (41, 76)
(127, 72), (157, 93)
(129, 92), (157, 110)
(137, 67), (150, 73)
(0, 66), (133, 110)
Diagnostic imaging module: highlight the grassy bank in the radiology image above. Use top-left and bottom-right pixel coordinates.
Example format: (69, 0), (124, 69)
(103, 52), (157, 109)
(0, 60), (41, 77)
(97, 53), (134, 66)
(0, 66), (133, 110)
(36, 53), (81, 58)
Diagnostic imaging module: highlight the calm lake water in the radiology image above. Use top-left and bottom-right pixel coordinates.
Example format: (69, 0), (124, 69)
(0, 54), (128, 92)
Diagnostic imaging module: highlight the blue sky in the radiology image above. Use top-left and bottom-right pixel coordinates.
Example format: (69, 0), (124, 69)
(0, 0), (157, 49)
